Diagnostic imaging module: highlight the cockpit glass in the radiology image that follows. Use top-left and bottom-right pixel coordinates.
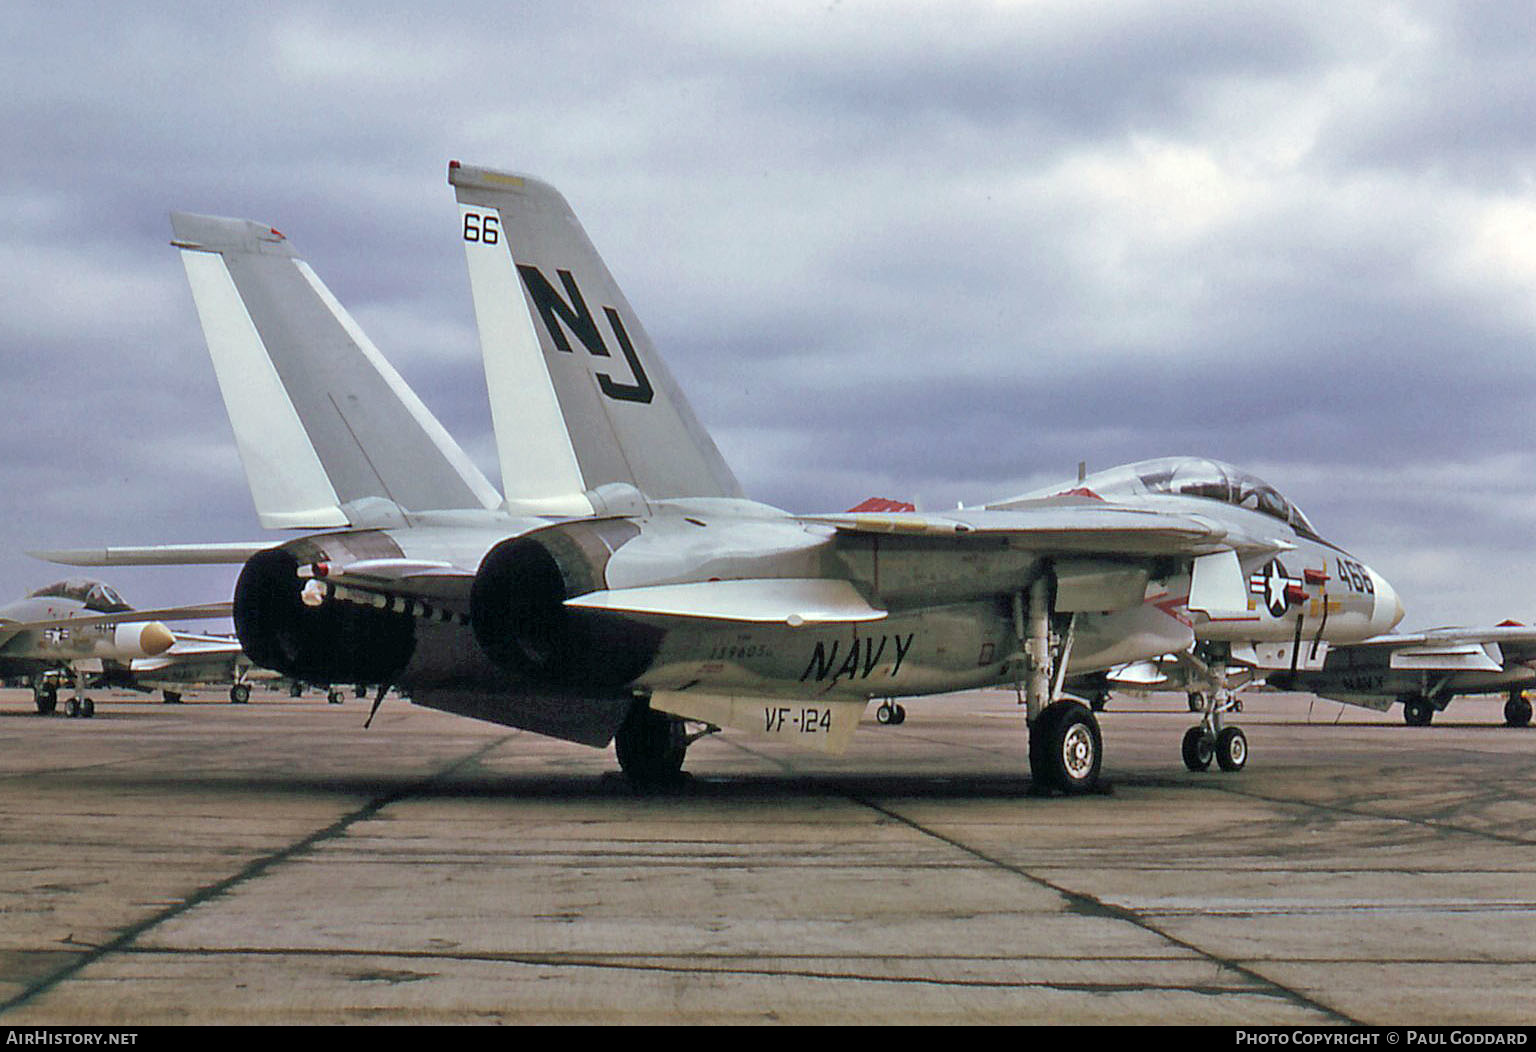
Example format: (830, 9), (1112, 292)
(25, 579), (132, 612)
(86, 584), (128, 612)
(1055, 457), (1319, 538)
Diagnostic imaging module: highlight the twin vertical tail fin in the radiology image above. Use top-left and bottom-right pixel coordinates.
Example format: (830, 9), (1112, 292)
(171, 212), (502, 529)
(449, 162), (743, 511)
(174, 163), (740, 531)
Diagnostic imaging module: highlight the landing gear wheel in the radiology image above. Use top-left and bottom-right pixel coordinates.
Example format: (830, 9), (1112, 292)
(327, 688), (344, 705)
(1505, 694), (1532, 727)
(229, 684), (251, 704)
(1215, 726), (1247, 772)
(162, 690), (183, 704)
(1403, 696), (1434, 726)
(65, 697), (81, 718)
(33, 689), (56, 715)
(1029, 700), (1102, 795)
(81, 698), (94, 719)
(1181, 726), (1213, 771)
(615, 702), (688, 787)
(876, 701), (907, 725)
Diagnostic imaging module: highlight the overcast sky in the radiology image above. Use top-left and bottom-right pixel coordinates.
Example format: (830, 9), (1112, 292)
(2, 0), (1534, 630)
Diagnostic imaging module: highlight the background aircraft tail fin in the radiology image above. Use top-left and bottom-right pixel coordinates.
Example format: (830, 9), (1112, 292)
(449, 162), (743, 507)
(171, 212), (502, 529)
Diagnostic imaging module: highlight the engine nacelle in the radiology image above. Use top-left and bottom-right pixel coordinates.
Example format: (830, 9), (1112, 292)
(471, 520), (660, 689)
(234, 546), (416, 686)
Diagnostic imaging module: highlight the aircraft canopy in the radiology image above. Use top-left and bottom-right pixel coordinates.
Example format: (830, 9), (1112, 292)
(26, 579), (131, 613)
(1073, 458), (1319, 539)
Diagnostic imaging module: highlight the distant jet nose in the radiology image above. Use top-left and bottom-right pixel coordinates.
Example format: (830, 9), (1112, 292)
(139, 622), (175, 656)
(112, 620), (176, 658)
(1369, 569), (1405, 633)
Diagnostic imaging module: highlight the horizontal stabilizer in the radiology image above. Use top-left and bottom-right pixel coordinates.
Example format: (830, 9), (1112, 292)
(564, 578), (886, 625)
(30, 543), (269, 566)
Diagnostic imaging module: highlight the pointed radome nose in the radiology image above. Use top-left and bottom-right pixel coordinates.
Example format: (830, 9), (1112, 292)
(1368, 569), (1405, 634)
(139, 621), (175, 656)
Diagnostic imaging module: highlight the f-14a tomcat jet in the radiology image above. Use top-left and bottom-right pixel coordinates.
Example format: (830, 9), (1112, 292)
(36, 162), (1404, 792)
(0, 579), (232, 715)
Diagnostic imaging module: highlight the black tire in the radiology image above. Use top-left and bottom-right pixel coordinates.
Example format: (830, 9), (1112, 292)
(892, 703), (907, 725)
(615, 702), (688, 786)
(1403, 696), (1434, 726)
(1215, 726), (1247, 772)
(230, 684), (251, 704)
(1181, 726), (1213, 771)
(1505, 695), (1532, 728)
(81, 698), (95, 719)
(876, 703), (895, 725)
(1029, 700), (1102, 794)
(65, 697), (81, 718)
(162, 690), (183, 704)
(327, 689), (344, 705)
(34, 691), (56, 716)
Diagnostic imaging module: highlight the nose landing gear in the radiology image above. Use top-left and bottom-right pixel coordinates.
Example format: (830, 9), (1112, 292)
(1176, 650), (1248, 774)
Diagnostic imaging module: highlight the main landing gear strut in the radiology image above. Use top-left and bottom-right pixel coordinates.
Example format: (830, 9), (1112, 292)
(1016, 575), (1103, 795)
(614, 696), (694, 787)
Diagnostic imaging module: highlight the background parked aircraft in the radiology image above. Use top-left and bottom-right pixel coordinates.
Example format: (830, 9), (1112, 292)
(1268, 623), (1536, 727)
(0, 579), (232, 715)
(129, 628), (272, 705)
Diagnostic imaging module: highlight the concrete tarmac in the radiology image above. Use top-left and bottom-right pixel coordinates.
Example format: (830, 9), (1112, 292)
(1, 685), (1534, 1025)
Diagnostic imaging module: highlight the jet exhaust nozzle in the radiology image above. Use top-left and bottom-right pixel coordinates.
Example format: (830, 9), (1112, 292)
(470, 520), (659, 689)
(233, 546), (416, 687)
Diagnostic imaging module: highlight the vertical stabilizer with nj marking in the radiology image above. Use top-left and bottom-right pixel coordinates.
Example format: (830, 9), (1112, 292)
(449, 162), (743, 511)
(171, 212), (503, 529)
